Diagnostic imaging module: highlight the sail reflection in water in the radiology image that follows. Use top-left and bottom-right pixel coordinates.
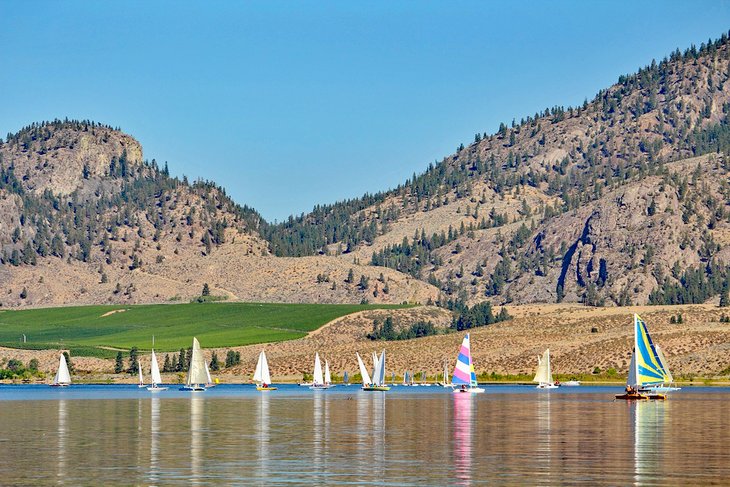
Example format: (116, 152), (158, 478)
(453, 393), (474, 484)
(536, 392), (552, 475)
(57, 399), (67, 485)
(149, 396), (161, 485)
(633, 401), (667, 485)
(190, 396), (204, 484)
(256, 392), (270, 482)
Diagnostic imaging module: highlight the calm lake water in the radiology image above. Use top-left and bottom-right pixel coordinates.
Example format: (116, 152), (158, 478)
(1, 384), (729, 485)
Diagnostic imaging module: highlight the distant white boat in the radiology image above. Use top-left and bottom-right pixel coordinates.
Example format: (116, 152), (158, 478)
(357, 351), (390, 391)
(452, 334), (484, 394)
(534, 349), (559, 389)
(180, 337), (207, 391)
(561, 380), (581, 387)
(343, 371), (350, 386)
(254, 350), (276, 391)
(439, 360), (453, 388)
(147, 349), (168, 392)
(310, 352), (332, 390)
(51, 354), (71, 387)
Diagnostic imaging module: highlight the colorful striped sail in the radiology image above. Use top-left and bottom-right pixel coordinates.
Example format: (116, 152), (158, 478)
(634, 314), (671, 386)
(452, 333), (478, 387)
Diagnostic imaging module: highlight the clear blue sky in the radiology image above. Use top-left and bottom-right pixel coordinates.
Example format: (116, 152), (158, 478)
(2, 2), (729, 222)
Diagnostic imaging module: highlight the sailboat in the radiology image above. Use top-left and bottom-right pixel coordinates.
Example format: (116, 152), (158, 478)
(533, 349), (559, 389)
(439, 360), (453, 387)
(204, 360), (216, 388)
(147, 349), (168, 392)
(138, 361), (145, 388)
(615, 314), (673, 400)
(253, 350), (277, 391)
(51, 353), (71, 387)
(180, 337), (208, 391)
(357, 351), (390, 391)
(452, 333), (484, 393)
(343, 371), (350, 386)
(309, 353), (332, 389)
(402, 371), (411, 386)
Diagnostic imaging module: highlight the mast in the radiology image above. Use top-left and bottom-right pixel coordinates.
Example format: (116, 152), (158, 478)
(261, 351), (272, 384)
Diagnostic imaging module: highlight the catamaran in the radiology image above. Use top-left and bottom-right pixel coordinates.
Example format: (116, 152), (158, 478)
(51, 353), (71, 387)
(309, 353), (332, 390)
(147, 349), (168, 392)
(452, 333), (484, 393)
(615, 314), (675, 400)
(357, 351), (390, 391)
(253, 350), (277, 391)
(533, 349), (559, 389)
(204, 360), (217, 388)
(402, 370), (411, 386)
(181, 337), (208, 391)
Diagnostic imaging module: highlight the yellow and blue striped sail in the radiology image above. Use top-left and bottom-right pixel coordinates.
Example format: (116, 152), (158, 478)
(634, 314), (671, 386)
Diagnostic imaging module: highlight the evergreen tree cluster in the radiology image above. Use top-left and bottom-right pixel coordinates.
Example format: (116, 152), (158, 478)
(648, 260), (730, 305)
(367, 316), (438, 341)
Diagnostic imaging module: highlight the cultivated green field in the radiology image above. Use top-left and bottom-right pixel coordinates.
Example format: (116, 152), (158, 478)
(0, 302), (408, 357)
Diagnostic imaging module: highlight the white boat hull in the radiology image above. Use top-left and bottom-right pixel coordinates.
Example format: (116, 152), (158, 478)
(147, 386), (169, 392)
(536, 383), (559, 389)
(454, 386), (484, 394)
(561, 380), (581, 386)
(309, 384), (333, 390)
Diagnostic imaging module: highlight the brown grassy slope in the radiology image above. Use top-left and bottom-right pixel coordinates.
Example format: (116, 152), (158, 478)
(10, 303), (730, 381)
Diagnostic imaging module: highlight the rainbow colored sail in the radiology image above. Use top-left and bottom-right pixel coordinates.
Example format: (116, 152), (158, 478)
(452, 333), (478, 387)
(633, 314), (671, 387)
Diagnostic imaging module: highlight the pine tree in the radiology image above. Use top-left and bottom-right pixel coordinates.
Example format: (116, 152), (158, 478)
(163, 354), (171, 373)
(127, 346), (139, 374)
(202, 283), (210, 296)
(114, 351), (124, 373)
(210, 352), (219, 371)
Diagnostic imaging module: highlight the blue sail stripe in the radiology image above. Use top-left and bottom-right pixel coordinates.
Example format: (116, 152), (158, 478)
(457, 352), (470, 366)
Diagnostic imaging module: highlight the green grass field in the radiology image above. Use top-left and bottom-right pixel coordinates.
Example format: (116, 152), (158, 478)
(0, 302), (408, 357)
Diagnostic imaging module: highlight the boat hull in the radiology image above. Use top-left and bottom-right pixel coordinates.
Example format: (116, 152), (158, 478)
(180, 385), (206, 391)
(362, 386), (390, 391)
(454, 387), (484, 394)
(309, 385), (333, 390)
(536, 383), (559, 389)
(147, 386), (168, 392)
(615, 392), (666, 400)
(562, 381), (581, 386)
(257, 386), (277, 391)
(50, 383), (70, 387)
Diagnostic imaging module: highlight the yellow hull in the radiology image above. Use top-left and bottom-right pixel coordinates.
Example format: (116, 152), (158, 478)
(257, 386), (277, 391)
(362, 386), (390, 391)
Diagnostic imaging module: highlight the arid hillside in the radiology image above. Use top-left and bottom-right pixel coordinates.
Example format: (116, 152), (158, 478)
(6, 304), (730, 382)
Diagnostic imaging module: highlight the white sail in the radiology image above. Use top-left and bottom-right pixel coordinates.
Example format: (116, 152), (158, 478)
(356, 353), (371, 386)
(324, 360), (331, 385)
(372, 350), (386, 386)
(205, 361), (213, 385)
(627, 351), (638, 387)
(313, 353), (324, 386)
(533, 349), (553, 384)
(253, 351), (263, 383)
(186, 337), (208, 386)
(371, 352), (378, 383)
(138, 362), (144, 386)
(260, 351), (272, 384)
(443, 361), (449, 384)
(150, 350), (163, 385)
(654, 345), (673, 383)
(53, 354), (71, 385)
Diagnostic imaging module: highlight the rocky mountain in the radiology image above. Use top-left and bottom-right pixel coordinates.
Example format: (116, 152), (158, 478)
(3, 32), (730, 308)
(0, 120), (437, 307)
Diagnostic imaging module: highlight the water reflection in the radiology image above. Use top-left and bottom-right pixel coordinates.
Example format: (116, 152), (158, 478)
(57, 399), (67, 485)
(256, 392), (270, 482)
(536, 393), (552, 476)
(633, 401), (667, 485)
(149, 397), (160, 485)
(190, 396), (203, 484)
(453, 393), (473, 485)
